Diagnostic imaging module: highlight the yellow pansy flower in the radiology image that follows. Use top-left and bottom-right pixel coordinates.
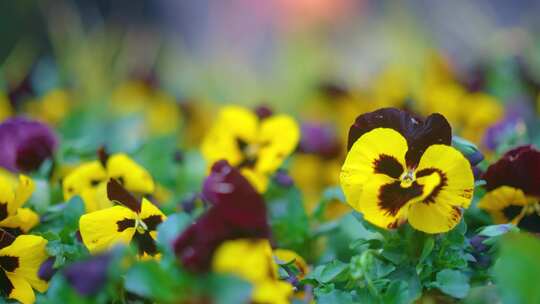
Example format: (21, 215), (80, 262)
(0, 169), (39, 233)
(63, 153), (155, 212)
(340, 109), (474, 233)
(0, 230), (49, 304)
(79, 179), (166, 256)
(201, 106), (299, 192)
(212, 239), (293, 304)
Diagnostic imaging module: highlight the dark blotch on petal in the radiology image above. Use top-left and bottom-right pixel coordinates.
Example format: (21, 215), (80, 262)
(0, 204), (8, 222)
(173, 160), (270, 273)
(143, 215), (163, 231)
(117, 219), (135, 232)
(107, 179), (141, 213)
(133, 231), (158, 256)
(0, 117), (58, 172)
(348, 108), (452, 167)
(518, 212), (540, 233)
(378, 181), (423, 217)
(483, 145), (540, 197)
(0, 270), (14, 297)
(0, 256), (18, 272)
(501, 205), (522, 222)
(373, 154), (404, 179)
(64, 254), (111, 296)
(0, 230), (15, 249)
(416, 168), (448, 204)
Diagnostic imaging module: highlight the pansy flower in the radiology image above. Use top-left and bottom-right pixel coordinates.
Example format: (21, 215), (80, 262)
(0, 230), (49, 304)
(174, 160), (271, 272)
(0, 117), (58, 173)
(201, 105), (299, 192)
(0, 169), (39, 233)
(79, 179), (166, 256)
(478, 145), (540, 232)
(340, 108), (474, 233)
(63, 152), (155, 212)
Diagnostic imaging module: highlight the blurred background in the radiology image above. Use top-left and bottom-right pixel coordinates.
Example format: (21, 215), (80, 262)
(1, 0), (540, 153)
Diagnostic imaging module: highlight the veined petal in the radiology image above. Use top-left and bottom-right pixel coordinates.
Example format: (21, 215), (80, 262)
(408, 144), (474, 233)
(0, 235), (48, 292)
(255, 114), (300, 173)
(62, 161), (107, 201)
(6, 273), (34, 304)
(79, 206), (136, 254)
(477, 186), (528, 224)
(340, 128), (408, 212)
(201, 106), (258, 168)
(0, 208), (40, 233)
(106, 154), (155, 194)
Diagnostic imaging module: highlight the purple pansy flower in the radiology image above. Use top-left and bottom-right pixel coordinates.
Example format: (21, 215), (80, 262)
(0, 117), (58, 172)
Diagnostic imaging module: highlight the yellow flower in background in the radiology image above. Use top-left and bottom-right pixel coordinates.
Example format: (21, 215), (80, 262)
(340, 109), (474, 233)
(478, 186), (532, 225)
(0, 169), (39, 233)
(0, 231), (49, 304)
(63, 153), (154, 212)
(25, 89), (72, 126)
(201, 106), (299, 192)
(79, 179), (166, 256)
(0, 93), (13, 121)
(212, 239), (293, 304)
(111, 80), (182, 135)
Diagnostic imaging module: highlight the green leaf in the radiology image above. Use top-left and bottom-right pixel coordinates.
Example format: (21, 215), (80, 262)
(124, 261), (178, 302)
(493, 233), (540, 304)
(319, 260), (349, 283)
(434, 269), (470, 299)
(156, 213), (192, 255)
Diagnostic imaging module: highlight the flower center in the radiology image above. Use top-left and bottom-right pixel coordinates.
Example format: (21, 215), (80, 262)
(400, 170), (416, 188)
(134, 216), (148, 234)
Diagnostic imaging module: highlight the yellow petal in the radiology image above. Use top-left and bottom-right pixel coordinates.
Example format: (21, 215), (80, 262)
(201, 106), (258, 168)
(255, 115), (300, 173)
(408, 144), (474, 233)
(79, 206), (136, 254)
(0, 172), (34, 218)
(212, 239), (277, 283)
(62, 161), (107, 201)
(14, 175), (34, 211)
(340, 128), (408, 212)
(252, 279), (293, 304)
(240, 168), (269, 193)
(107, 154), (155, 194)
(478, 186), (528, 224)
(0, 235), (48, 293)
(139, 198), (166, 224)
(80, 182), (112, 212)
(0, 208), (40, 233)
(6, 273), (35, 304)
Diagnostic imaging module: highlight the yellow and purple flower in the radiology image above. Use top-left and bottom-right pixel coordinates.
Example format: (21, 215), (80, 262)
(63, 151), (155, 212)
(478, 145), (540, 232)
(201, 105), (299, 192)
(0, 170), (39, 234)
(79, 179), (166, 256)
(340, 108), (474, 233)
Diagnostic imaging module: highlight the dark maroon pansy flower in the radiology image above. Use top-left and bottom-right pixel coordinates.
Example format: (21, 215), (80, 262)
(347, 108), (452, 168)
(173, 160), (270, 273)
(482, 145), (540, 197)
(298, 122), (341, 159)
(0, 117), (58, 172)
(63, 254), (112, 296)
